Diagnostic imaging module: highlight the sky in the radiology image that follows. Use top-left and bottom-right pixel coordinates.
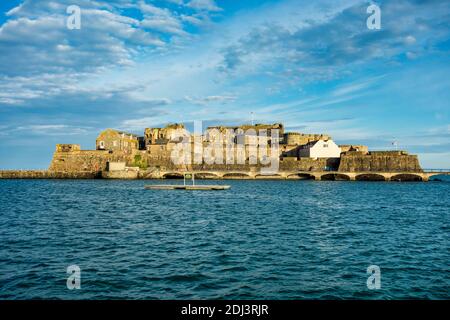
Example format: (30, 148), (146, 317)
(0, 0), (449, 169)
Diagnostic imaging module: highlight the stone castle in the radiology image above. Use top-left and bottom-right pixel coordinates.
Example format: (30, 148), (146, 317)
(46, 122), (424, 181)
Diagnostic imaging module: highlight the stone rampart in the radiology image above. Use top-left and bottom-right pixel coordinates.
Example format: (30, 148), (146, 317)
(338, 151), (422, 172)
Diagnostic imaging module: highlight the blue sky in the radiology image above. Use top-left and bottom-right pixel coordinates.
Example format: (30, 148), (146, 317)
(0, 0), (449, 169)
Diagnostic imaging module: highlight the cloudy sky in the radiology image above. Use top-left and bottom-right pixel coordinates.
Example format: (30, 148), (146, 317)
(0, 0), (449, 169)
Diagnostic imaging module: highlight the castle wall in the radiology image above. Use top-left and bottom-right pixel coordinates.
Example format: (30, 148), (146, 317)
(339, 145), (368, 154)
(43, 123), (424, 177)
(338, 151), (422, 172)
(48, 142), (423, 175)
(279, 157), (340, 171)
(48, 149), (132, 172)
(284, 133), (330, 146)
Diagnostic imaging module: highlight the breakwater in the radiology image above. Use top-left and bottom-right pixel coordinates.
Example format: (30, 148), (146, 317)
(0, 170), (100, 179)
(0, 169), (447, 181)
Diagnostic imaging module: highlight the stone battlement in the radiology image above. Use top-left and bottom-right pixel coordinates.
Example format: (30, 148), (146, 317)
(56, 144), (81, 152)
(338, 152), (422, 172)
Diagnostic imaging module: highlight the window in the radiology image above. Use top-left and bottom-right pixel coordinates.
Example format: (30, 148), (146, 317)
(323, 143), (328, 148)
(99, 141), (105, 149)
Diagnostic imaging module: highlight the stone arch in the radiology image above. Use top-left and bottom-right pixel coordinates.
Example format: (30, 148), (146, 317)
(162, 172), (184, 179)
(287, 173), (315, 180)
(194, 172), (220, 179)
(320, 173), (351, 181)
(222, 172), (251, 179)
(355, 173), (386, 181)
(390, 174), (423, 182)
(255, 174), (282, 179)
(428, 173), (447, 181)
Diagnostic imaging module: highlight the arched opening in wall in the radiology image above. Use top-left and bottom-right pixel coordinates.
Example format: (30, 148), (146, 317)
(194, 173), (220, 179)
(163, 173), (184, 179)
(391, 174), (422, 182)
(429, 174), (447, 182)
(326, 158), (340, 171)
(222, 173), (250, 179)
(356, 174), (386, 181)
(287, 173), (315, 180)
(321, 173), (350, 181)
(255, 174), (282, 179)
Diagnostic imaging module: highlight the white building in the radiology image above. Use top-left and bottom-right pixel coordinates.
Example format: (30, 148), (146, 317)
(298, 139), (341, 158)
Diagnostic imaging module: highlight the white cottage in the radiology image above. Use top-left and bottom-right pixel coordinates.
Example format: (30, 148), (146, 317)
(298, 139), (341, 158)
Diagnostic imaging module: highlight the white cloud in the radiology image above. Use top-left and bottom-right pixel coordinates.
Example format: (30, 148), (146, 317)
(141, 17), (185, 35)
(13, 124), (93, 136)
(218, 0), (450, 86)
(187, 0), (222, 12)
(0, 97), (24, 105)
(180, 14), (203, 25)
(404, 35), (416, 45)
(184, 95), (237, 106)
(0, 11), (160, 77)
(0, 0), (222, 110)
(120, 117), (165, 132)
(331, 76), (384, 97)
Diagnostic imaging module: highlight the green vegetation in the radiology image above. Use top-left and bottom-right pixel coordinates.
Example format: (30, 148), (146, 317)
(133, 154), (148, 169)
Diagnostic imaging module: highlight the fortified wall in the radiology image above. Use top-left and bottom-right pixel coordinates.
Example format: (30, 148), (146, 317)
(48, 145), (341, 174)
(338, 151), (422, 172)
(43, 125), (424, 177)
(48, 144), (133, 173)
(284, 132), (330, 145)
(0, 170), (99, 179)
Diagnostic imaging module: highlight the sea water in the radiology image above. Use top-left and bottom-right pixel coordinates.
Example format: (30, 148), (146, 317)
(0, 178), (449, 299)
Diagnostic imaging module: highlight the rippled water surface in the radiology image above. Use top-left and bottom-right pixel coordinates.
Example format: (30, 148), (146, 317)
(0, 178), (449, 299)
